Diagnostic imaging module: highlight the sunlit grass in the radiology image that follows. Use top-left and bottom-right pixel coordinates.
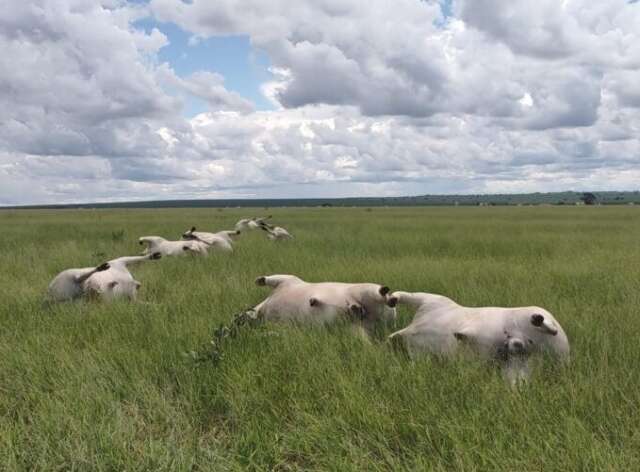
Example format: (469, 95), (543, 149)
(0, 206), (639, 470)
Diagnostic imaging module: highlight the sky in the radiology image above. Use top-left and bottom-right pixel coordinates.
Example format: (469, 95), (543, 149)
(1, 0), (640, 205)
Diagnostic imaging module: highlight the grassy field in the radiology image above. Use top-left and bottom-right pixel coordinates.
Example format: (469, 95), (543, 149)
(0, 206), (639, 471)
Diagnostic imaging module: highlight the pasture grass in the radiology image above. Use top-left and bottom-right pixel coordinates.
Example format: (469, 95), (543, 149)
(0, 206), (639, 470)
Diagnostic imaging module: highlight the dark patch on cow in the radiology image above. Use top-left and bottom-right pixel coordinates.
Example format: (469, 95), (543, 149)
(531, 313), (545, 327)
(453, 332), (467, 341)
(349, 304), (366, 320)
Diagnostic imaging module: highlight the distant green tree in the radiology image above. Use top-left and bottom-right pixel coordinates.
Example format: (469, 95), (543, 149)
(580, 192), (597, 205)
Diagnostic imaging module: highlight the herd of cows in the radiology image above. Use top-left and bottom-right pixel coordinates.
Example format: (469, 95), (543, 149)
(46, 215), (569, 385)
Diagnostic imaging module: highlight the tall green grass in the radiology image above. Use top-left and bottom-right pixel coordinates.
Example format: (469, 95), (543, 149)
(0, 207), (639, 470)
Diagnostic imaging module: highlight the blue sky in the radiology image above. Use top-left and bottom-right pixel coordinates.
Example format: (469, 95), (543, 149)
(134, 17), (274, 116)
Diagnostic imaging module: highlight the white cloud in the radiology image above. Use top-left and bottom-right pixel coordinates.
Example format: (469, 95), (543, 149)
(1, 0), (640, 205)
(158, 66), (255, 114)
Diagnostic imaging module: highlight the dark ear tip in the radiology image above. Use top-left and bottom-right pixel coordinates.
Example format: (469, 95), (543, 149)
(255, 276), (266, 286)
(454, 332), (466, 341)
(138, 240), (143, 245)
(97, 263), (110, 271)
(379, 285), (390, 296)
(531, 314), (544, 327)
(309, 297), (318, 306)
(191, 226), (196, 232)
(387, 296), (398, 308)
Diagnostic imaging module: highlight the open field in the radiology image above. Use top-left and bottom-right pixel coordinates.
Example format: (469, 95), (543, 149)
(1, 206), (639, 470)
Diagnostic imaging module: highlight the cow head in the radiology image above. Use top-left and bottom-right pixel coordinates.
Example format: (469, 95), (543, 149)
(352, 284), (397, 325)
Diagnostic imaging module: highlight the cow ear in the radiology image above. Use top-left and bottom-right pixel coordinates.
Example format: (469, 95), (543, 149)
(531, 314), (544, 327)
(379, 286), (390, 296)
(255, 276), (266, 286)
(454, 332), (468, 342)
(387, 296), (398, 308)
(96, 263), (110, 272)
(190, 226), (196, 232)
(309, 297), (320, 307)
(531, 313), (559, 335)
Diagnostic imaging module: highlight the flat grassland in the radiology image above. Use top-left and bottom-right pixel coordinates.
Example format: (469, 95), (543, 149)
(0, 207), (639, 471)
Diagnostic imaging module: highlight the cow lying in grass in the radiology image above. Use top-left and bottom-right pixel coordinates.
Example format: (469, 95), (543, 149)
(83, 253), (161, 302)
(139, 236), (209, 257)
(388, 291), (570, 384)
(213, 229), (242, 244)
(259, 222), (293, 240)
(235, 216), (271, 231)
(47, 262), (111, 302)
(181, 227), (234, 252)
(252, 274), (397, 336)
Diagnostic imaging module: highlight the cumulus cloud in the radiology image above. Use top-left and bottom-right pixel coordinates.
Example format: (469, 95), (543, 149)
(0, 1), (179, 157)
(150, 0), (640, 120)
(1, 0), (640, 205)
(158, 66), (255, 114)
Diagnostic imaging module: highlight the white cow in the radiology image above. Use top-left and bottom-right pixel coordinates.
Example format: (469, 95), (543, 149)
(235, 216), (271, 231)
(213, 229), (242, 244)
(259, 222), (293, 240)
(181, 227), (234, 252)
(252, 274), (397, 334)
(388, 291), (570, 384)
(83, 253), (161, 301)
(47, 261), (111, 302)
(138, 236), (209, 257)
